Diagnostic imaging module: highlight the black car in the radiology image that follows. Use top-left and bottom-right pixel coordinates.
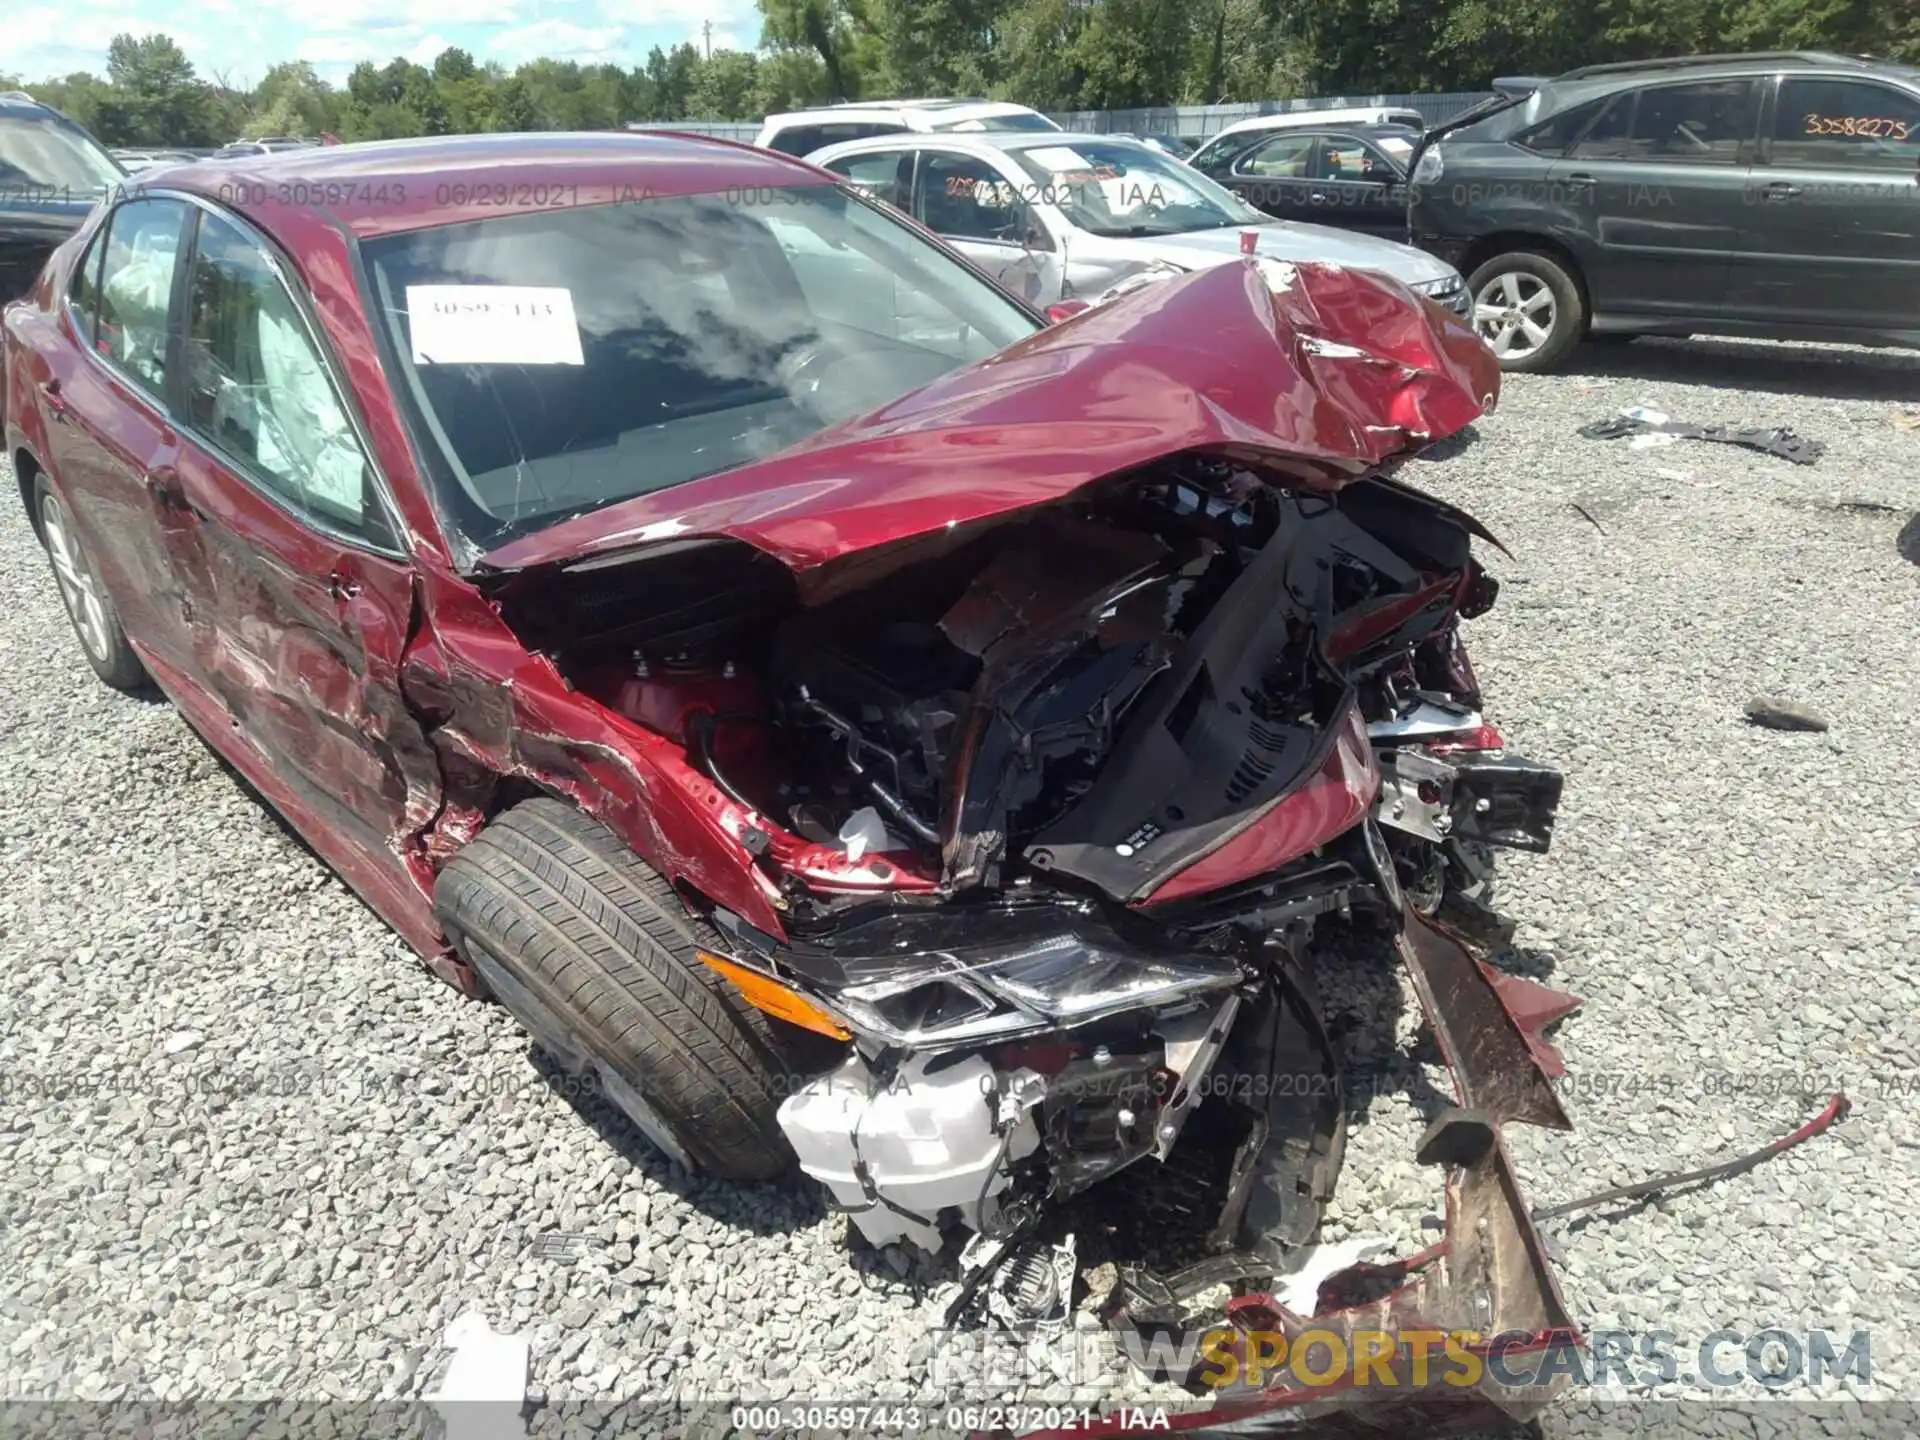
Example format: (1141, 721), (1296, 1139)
(1408, 51), (1920, 370)
(1189, 122), (1420, 238)
(0, 92), (123, 303)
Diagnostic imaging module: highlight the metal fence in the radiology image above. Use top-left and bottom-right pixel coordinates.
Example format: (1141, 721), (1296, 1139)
(627, 91), (1494, 144)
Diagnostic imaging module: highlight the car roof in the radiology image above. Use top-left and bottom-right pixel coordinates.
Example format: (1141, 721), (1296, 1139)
(805, 131), (1164, 168)
(763, 99), (1041, 127)
(1551, 49), (1913, 83)
(136, 131), (833, 242)
(1209, 107), (1426, 142)
(0, 91), (59, 120)
(1472, 51), (1920, 136)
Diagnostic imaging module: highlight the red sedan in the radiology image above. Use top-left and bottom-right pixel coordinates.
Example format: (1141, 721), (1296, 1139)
(4, 139), (1574, 1368)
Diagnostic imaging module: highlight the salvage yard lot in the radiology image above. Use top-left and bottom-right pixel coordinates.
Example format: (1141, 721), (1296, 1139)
(1, 336), (1917, 1431)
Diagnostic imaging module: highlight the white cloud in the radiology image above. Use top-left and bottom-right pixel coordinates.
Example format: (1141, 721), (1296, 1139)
(484, 19), (624, 64)
(294, 34), (383, 68)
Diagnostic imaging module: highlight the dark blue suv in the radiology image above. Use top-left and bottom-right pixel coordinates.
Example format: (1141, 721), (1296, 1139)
(0, 91), (124, 303)
(1408, 52), (1920, 370)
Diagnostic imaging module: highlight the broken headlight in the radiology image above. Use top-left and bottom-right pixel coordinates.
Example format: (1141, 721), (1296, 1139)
(831, 932), (1238, 1050)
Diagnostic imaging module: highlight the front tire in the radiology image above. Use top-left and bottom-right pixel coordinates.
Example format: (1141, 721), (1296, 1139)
(35, 477), (147, 692)
(1467, 251), (1584, 372)
(434, 798), (803, 1181)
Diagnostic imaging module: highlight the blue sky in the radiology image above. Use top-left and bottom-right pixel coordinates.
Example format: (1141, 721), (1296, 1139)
(13, 0), (761, 87)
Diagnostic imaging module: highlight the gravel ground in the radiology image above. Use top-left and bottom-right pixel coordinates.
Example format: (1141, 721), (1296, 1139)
(1, 334), (1916, 1437)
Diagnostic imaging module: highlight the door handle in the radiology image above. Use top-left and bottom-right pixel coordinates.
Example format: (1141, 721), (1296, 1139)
(326, 569), (362, 601)
(1565, 171), (1597, 186)
(38, 378), (68, 422)
(1760, 180), (1800, 201)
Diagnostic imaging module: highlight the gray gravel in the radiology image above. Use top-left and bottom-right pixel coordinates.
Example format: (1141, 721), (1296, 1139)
(1, 333), (1916, 1434)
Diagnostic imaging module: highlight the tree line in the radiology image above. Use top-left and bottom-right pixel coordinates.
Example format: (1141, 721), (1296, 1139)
(6, 0), (1916, 149)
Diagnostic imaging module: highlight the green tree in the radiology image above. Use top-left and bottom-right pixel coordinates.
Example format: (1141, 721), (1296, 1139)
(690, 51), (762, 118)
(93, 33), (220, 145)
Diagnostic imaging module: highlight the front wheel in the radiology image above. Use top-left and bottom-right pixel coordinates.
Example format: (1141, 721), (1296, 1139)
(1466, 251), (1584, 372)
(35, 477), (147, 692)
(434, 798), (808, 1180)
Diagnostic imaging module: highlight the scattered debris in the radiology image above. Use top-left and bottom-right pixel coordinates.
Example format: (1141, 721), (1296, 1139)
(428, 1310), (530, 1440)
(528, 1231), (588, 1265)
(1899, 514), (1920, 566)
(1744, 696), (1831, 733)
(1534, 1093), (1849, 1222)
(1892, 411), (1920, 431)
(1570, 502), (1607, 534)
(1579, 411), (1825, 464)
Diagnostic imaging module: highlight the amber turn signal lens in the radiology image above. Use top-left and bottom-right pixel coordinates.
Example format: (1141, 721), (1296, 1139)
(695, 950), (852, 1041)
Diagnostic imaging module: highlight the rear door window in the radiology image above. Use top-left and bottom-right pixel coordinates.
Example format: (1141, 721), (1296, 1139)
(1568, 93), (1635, 159)
(1772, 78), (1920, 170)
(93, 198), (190, 396)
(1518, 97), (1609, 155)
(822, 149), (914, 209)
(1620, 80), (1756, 164)
(1236, 133), (1317, 177)
(911, 151), (1030, 244)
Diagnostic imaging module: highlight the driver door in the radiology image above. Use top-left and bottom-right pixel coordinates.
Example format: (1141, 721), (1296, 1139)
(909, 148), (1061, 306)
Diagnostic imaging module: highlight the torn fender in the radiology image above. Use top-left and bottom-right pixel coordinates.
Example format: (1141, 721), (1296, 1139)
(477, 260), (1500, 578)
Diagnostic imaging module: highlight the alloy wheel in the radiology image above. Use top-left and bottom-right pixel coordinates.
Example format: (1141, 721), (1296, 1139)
(1472, 270), (1557, 361)
(40, 494), (112, 664)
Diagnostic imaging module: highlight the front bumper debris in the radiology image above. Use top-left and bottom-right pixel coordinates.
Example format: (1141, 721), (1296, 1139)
(1013, 912), (1583, 1439)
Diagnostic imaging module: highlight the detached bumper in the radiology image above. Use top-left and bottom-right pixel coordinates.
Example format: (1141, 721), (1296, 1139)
(1016, 914), (1583, 1438)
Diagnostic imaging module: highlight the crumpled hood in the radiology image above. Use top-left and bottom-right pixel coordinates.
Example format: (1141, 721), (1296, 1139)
(479, 258), (1498, 575)
(1143, 220), (1456, 287)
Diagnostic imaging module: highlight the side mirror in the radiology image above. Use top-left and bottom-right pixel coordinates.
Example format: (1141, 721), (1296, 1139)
(1045, 299), (1091, 324)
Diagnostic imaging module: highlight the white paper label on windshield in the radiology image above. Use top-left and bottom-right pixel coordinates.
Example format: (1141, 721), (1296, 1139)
(1023, 146), (1093, 173)
(406, 285), (584, 366)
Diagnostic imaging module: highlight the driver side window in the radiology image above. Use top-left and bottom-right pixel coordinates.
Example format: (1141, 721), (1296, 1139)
(912, 152), (1030, 244)
(177, 208), (386, 544)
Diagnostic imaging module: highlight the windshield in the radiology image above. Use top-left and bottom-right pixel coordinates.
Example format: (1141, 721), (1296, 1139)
(940, 112), (1060, 133)
(362, 184), (1043, 553)
(0, 113), (123, 194)
(1008, 139), (1259, 237)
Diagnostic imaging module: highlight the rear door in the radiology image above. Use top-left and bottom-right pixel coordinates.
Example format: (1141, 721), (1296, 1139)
(1547, 78), (1758, 315)
(908, 147), (1060, 305)
(1225, 131), (1320, 221)
(1303, 132), (1411, 236)
(1727, 74), (1920, 326)
(161, 201), (440, 867)
(37, 196), (200, 677)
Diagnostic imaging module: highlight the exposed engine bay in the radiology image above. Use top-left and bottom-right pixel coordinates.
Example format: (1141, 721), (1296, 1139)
(497, 447), (1568, 1281)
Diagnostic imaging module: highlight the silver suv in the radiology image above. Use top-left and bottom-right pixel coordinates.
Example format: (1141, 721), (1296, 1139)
(807, 131), (1468, 314)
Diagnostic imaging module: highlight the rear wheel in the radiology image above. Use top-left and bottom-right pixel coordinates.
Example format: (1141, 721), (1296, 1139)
(35, 477), (147, 692)
(1467, 251), (1584, 372)
(434, 798), (808, 1180)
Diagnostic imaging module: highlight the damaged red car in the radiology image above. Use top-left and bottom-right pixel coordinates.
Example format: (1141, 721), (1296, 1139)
(4, 134), (1580, 1424)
